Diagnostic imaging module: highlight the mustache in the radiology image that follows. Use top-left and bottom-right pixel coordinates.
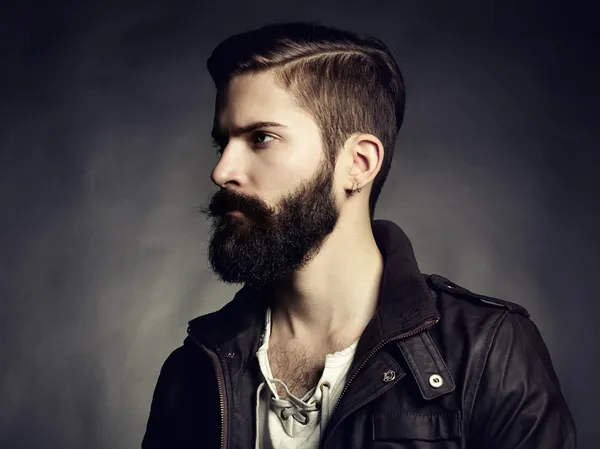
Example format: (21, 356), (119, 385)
(199, 189), (261, 218)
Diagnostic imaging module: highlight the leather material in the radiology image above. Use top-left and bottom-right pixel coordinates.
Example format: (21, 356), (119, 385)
(142, 220), (576, 449)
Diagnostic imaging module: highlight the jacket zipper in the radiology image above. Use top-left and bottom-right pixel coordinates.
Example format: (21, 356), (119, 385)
(187, 329), (228, 449)
(321, 316), (440, 449)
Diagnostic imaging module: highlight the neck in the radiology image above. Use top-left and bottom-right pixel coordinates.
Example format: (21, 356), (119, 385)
(269, 219), (384, 351)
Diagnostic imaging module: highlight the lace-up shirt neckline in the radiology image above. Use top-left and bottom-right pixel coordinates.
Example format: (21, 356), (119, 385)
(255, 306), (359, 449)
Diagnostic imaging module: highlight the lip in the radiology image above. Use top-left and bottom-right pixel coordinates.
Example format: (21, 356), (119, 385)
(226, 210), (244, 217)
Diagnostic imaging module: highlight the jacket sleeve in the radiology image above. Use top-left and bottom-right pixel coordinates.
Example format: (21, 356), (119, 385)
(469, 312), (577, 448)
(141, 350), (179, 449)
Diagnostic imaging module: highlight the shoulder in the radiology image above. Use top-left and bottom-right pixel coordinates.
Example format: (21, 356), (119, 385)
(155, 338), (214, 385)
(426, 273), (530, 318)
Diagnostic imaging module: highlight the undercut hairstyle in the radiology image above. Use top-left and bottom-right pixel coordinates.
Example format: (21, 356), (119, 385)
(207, 22), (406, 221)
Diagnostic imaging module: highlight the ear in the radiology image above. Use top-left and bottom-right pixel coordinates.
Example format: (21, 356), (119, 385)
(344, 133), (384, 193)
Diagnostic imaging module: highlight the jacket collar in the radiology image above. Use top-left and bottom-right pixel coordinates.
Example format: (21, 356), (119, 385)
(187, 219), (440, 367)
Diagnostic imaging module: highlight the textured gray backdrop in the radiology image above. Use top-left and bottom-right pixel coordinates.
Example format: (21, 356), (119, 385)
(1, 1), (598, 448)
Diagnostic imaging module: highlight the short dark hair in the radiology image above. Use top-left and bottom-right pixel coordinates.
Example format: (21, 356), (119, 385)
(207, 21), (406, 221)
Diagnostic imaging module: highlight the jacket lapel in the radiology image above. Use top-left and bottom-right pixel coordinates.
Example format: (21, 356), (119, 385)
(186, 219), (449, 448)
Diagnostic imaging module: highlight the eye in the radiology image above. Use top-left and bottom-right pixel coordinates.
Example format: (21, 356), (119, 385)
(211, 132), (274, 156)
(252, 132), (275, 147)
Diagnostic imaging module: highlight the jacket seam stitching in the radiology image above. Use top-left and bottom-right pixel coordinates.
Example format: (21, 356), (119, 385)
(399, 340), (428, 398)
(465, 310), (508, 440)
(423, 330), (455, 390)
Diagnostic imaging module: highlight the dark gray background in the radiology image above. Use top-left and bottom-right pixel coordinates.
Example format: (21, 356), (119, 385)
(1, 1), (598, 448)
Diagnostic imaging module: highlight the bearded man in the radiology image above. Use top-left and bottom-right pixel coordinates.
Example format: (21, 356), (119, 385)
(142, 22), (576, 449)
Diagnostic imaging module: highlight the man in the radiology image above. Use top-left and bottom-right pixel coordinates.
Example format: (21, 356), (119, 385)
(142, 22), (576, 449)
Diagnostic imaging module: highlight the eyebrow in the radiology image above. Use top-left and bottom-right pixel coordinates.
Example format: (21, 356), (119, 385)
(211, 121), (288, 141)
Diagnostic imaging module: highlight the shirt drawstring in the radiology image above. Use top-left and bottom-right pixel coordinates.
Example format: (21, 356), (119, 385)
(270, 378), (321, 423)
(255, 379), (332, 448)
(255, 382), (266, 449)
(319, 381), (331, 442)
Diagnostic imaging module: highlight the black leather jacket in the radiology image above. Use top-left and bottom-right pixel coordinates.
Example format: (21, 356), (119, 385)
(142, 220), (576, 449)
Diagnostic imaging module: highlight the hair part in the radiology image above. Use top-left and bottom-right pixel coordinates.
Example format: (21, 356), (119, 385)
(207, 22), (406, 221)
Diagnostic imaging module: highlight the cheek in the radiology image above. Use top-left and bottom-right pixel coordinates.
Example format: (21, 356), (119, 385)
(331, 164), (348, 199)
(272, 151), (321, 185)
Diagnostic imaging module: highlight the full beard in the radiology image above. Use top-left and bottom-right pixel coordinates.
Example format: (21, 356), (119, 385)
(204, 163), (339, 288)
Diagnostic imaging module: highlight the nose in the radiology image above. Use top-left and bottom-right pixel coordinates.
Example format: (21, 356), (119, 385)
(210, 166), (228, 189)
(210, 154), (244, 190)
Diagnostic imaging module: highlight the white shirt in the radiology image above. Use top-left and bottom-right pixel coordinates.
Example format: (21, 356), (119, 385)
(254, 307), (359, 449)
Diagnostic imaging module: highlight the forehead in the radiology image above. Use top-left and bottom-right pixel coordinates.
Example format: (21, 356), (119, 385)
(214, 71), (314, 132)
